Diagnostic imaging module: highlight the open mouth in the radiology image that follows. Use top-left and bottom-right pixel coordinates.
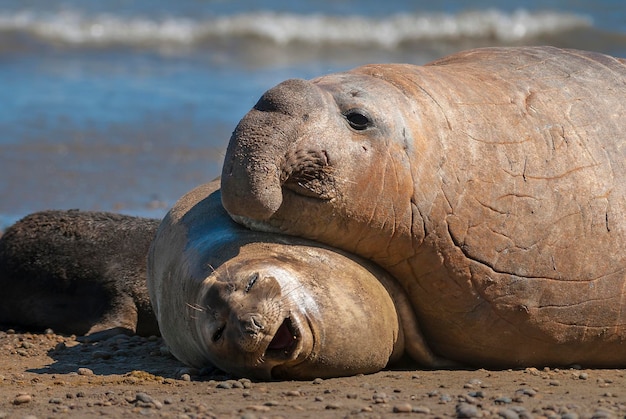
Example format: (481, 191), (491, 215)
(265, 317), (298, 359)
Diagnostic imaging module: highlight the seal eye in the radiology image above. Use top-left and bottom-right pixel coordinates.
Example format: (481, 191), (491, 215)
(344, 109), (372, 130)
(245, 272), (259, 293)
(213, 325), (225, 342)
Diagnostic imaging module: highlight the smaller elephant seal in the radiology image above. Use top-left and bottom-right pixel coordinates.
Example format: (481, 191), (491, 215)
(0, 210), (160, 339)
(148, 179), (449, 380)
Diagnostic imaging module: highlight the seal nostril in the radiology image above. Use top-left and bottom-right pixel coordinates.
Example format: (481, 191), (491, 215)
(251, 317), (264, 330)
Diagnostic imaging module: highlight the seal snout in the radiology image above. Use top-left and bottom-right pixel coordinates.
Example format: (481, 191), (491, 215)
(221, 77), (329, 221)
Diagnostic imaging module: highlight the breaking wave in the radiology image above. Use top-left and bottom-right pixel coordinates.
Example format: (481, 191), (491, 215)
(0, 9), (593, 49)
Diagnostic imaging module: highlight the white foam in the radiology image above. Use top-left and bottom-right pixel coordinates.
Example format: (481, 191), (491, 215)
(0, 9), (592, 48)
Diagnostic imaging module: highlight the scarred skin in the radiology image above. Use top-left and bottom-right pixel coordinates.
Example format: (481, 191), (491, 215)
(147, 180), (447, 380)
(221, 46), (626, 368)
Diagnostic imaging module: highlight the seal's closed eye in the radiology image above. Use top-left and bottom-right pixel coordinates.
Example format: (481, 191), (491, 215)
(245, 272), (259, 293)
(213, 325), (225, 342)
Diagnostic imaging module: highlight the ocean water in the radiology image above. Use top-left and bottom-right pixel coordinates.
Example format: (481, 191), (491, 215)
(1, 0), (625, 229)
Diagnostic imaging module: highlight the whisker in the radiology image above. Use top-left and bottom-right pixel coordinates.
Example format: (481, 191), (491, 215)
(186, 302), (206, 312)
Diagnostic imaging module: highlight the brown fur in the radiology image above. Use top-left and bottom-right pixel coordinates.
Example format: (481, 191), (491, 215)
(0, 210), (160, 338)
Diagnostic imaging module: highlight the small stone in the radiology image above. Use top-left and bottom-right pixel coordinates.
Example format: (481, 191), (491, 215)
(239, 378), (252, 388)
(439, 394), (453, 403)
(561, 413), (579, 419)
(591, 409), (613, 418)
(312, 378), (323, 384)
(456, 402), (479, 418)
(77, 367), (94, 376)
(216, 381), (232, 389)
(285, 390), (301, 397)
(325, 403), (342, 410)
(578, 372), (589, 380)
(412, 406), (432, 414)
(393, 403), (413, 413)
(247, 405), (270, 412)
(373, 392), (388, 403)
(136, 393), (153, 403)
(13, 394), (32, 405)
(548, 380), (560, 386)
(498, 408), (520, 419)
(515, 388), (537, 397)
(494, 396), (512, 404)
(49, 397), (63, 404)
(180, 374), (191, 382)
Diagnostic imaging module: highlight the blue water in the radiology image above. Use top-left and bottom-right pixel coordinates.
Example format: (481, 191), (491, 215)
(1, 0), (625, 229)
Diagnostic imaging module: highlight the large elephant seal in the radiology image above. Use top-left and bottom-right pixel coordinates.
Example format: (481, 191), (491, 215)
(221, 46), (626, 368)
(147, 179), (448, 380)
(0, 210), (160, 339)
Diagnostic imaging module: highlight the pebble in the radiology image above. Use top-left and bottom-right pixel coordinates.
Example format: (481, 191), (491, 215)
(393, 403), (413, 413)
(495, 396), (512, 405)
(284, 390), (301, 397)
(591, 408), (614, 418)
(373, 392), (388, 403)
(13, 394), (32, 405)
(412, 406), (432, 414)
(515, 388), (537, 397)
(439, 394), (453, 403)
(456, 402), (480, 418)
(216, 381), (233, 389)
(77, 367), (94, 376)
(498, 408), (520, 419)
(312, 378), (323, 384)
